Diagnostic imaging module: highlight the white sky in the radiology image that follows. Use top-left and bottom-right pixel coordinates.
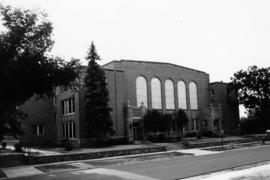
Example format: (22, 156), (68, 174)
(1, 0), (270, 117)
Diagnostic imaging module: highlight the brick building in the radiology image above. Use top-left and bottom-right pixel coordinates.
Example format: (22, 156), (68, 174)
(19, 60), (240, 146)
(208, 82), (240, 134)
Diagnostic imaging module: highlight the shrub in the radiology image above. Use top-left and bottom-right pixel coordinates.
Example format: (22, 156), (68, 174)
(202, 131), (219, 138)
(146, 133), (166, 142)
(103, 137), (129, 146)
(181, 140), (189, 147)
(196, 132), (202, 139)
(65, 140), (73, 151)
(240, 118), (265, 134)
(1, 142), (7, 149)
(14, 144), (23, 152)
(157, 133), (165, 141)
(147, 133), (155, 142)
(185, 132), (197, 137)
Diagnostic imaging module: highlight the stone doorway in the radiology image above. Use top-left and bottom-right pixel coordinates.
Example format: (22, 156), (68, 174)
(133, 121), (144, 141)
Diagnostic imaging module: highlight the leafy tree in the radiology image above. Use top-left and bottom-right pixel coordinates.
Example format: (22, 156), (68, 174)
(84, 42), (114, 143)
(231, 66), (270, 131)
(174, 109), (189, 138)
(0, 5), (80, 141)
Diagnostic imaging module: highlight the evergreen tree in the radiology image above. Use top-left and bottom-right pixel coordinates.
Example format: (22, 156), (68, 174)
(84, 42), (114, 142)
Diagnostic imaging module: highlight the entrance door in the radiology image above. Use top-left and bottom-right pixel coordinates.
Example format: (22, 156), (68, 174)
(133, 124), (143, 141)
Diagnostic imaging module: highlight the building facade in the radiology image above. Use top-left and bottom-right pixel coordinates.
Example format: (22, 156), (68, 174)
(19, 60), (240, 146)
(209, 82), (240, 134)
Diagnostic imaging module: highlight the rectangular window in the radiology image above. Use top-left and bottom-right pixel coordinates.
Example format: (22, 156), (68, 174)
(54, 113), (57, 124)
(33, 125), (37, 134)
(62, 122), (75, 139)
(210, 89), (215, 96)
(33, 125), (44, 135)
(183, 125), (187, 132)
(62, 124), (65, 138)
(69, 122), (72, 138)
(65, 123), (68, 138)
(61, 98), (75, 115)
(203, 120), (208, 128)
(191, 118), (199, 131)
(53, 95), (58, 106)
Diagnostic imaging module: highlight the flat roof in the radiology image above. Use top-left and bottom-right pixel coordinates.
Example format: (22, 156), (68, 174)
(210, 81), (229, 85)
(79, 65), (123, 72)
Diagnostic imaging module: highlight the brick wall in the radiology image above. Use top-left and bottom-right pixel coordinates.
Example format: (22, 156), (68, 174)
(209, 82), (240, 134)
(104, 60), (210, 131)
(19, 96), (55, 146)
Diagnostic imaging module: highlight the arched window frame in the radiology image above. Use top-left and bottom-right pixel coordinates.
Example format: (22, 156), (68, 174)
(189, 81), (198, 110)
(151, 77), (162, 109)
(177, 80), (187, 109)
(165, 79), (175, 110)
(136, 76), (148, 108)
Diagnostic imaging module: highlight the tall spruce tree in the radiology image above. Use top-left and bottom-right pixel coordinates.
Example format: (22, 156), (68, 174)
(84, 42), (114, 142)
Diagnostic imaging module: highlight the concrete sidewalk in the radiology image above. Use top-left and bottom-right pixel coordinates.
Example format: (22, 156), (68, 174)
(0, 166), (160, 180)
(184, 161), (270, 180)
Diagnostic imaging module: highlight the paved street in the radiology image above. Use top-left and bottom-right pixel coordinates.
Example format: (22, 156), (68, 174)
(112, 145), (270, 179)
(5, 145), (270, 180)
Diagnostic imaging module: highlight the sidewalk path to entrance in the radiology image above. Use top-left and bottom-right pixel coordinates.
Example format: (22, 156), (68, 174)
(0, 166), (44, 179)
(176, 149), (222, 156)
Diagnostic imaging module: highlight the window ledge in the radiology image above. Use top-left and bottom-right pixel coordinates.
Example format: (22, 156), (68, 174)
(62, 113), (75, 116)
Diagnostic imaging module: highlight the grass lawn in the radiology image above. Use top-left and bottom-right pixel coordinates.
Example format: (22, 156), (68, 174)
(36, 164), (80, 173)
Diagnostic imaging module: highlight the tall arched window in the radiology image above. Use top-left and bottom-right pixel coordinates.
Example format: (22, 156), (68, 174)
(136, 76), (148, 107)
(189, 82), (198, 110)
(151, 78), (162, 109)
(177, 81), (187, 109)
(165, 79), (175, 109)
